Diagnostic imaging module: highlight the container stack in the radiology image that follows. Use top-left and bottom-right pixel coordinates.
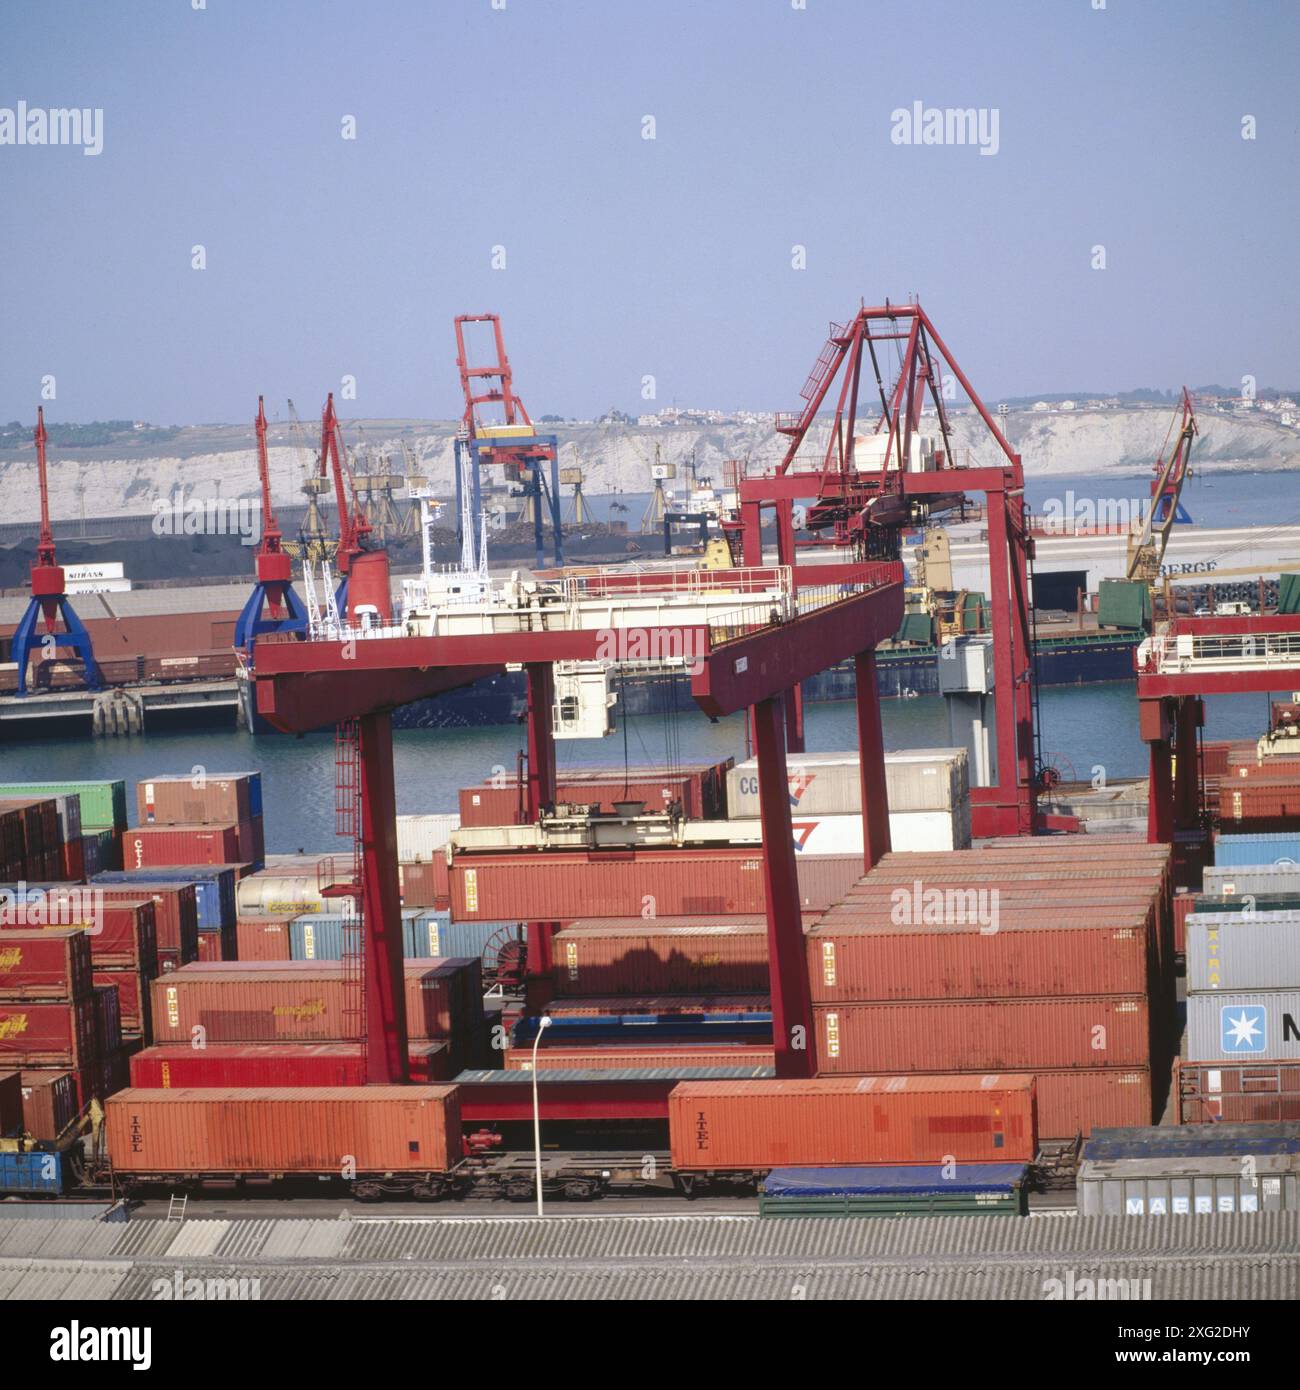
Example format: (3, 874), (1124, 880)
(95, 867), (236, 963)
(0, 779), (127, 878)
(0, 796), (69, 881)
(129, 771), (263, 870)
(0, 927), (132, 1120)
(802, 838), (1173, 1139)
(1179, 859), (1300, 1123)
(394, 815), (457, 909)
(726, 748), (972, 853)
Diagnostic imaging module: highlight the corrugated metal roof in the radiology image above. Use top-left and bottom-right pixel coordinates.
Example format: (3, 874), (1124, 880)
(0, 1211), (1295, 1300)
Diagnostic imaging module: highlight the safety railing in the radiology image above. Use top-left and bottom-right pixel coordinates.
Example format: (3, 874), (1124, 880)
(1139, 627), (1300, 674)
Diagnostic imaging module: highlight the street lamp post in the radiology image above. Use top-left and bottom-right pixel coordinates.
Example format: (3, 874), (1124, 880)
(532, 1015), (552, 1217)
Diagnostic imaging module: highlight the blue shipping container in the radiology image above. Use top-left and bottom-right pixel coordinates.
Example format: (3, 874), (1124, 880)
(407, 912), (518, 961)
(1085, 1123), (1300, 1161)
(1214, 832), (1300, 868)
(0, 1150), (65, 1196)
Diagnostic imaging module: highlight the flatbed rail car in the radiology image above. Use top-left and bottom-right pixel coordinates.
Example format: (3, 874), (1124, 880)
(6, 1071), (1047, 1205)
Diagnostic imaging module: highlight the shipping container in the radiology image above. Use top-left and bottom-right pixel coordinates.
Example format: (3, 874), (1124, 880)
(136, 772), (260, 827)
(121, 823), (243, 869)
(92, 983), (122, 1056)
(81, 828), (122, 876)
(1178, 1060), (1300, 1124)
(17, 1069), (79, 1139)
(1203, 864), (1300, 897)
(1187, 989), (1300, 1060)
(727, 747), (969, 818)
(807, 915), (1153, 1003)
(450, 850), (863, 921)
(1185, 911), (1300, 992)
(1078, 1154), (1300, 1215)
(815, 996), (1151, 1073)
(150, 959), (481, 1043)
(404, 912), (512, 963)
(80, 882), (198, 962)
(1214, 831), (1300, 868)
(0, 997), (96, 1067)
(128, 1040), (454, 1088)
(396, 814), (461, 863)
(94, 966), (153, 1037)
(235, 916), (296, 961)
(668, 1074), (1037, 1170)
(104, 1086), (462, 1176)
(0, 780), (126, 832)
(0, 930), (93, 1002)
(2, 894), (158, 971)
(399, 858), (449, 909)
(0, 1150), (65, 1196)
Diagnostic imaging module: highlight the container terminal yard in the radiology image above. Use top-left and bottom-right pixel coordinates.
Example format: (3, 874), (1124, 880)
(2, 295), (1300, 1280)
(4, 2), (1300, 1336)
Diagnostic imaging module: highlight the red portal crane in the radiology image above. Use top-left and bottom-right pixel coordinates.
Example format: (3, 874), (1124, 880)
(234, 396), (309, 652)
(314, 392), (391, 622)
(12, 407), (101, 695)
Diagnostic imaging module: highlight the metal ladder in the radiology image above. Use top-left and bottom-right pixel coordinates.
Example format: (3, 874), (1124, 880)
(334, 719), (367, 1064)
(166, 1193), (187, 1222)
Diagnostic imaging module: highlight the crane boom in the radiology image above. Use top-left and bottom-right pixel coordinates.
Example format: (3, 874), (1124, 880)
(1125, 387), (1197, 585)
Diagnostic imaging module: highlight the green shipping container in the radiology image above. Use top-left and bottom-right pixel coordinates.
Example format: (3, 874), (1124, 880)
(1279, 573), (1300, 616)
(896, 612), (933, 645)
(1097, 579), (1151, 631)
(0, 781), (127, 831)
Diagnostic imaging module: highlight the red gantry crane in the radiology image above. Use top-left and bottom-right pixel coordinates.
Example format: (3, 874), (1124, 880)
(234, 396), (309, 653)
(12, 407), (102, 695)
(316, 392), (392, 624)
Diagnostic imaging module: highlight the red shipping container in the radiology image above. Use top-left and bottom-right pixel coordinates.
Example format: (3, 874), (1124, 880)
(669, 1074), (1038, 1170)
(105, 1086), (462, 1175)
(88, 884), (198, 962)
(553, 918), (770, 995)
(17, 1069), (79, 1139)
(60, 837), (86, 883)
(129, 1040), (452, 1088)
(0, 997), (96, 1066)
(122, 823), (242, 869)
(235, 816), (264, 867)
(136, 774), (255, 826)
(150, 959), (480, 1043)
(1172, 891), (1195, 955)
(235, 917), (295, 961)
(3, 895), (158, 971)
(399, 859), (448, 908)
(451, 850), (862, 921)
(0, 930), (93, 1001)
(195, 931), (224, 963)
(815, 996), (1151, 1073)
(95, 967), (155, 1037)
(1178, 1060), (1300, 1124)
(504, 1043), (775, 1072)
(806, 916), (1153, 1002)
(0, 1069), (21, 1134)
(0, 798), (61, 875)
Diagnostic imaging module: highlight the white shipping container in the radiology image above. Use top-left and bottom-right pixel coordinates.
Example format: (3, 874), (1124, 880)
(1185, 912), (1300, 993)
(396, 813), (461, 863)
(726, 748), (968, 818)
(789, 806), (970, 856)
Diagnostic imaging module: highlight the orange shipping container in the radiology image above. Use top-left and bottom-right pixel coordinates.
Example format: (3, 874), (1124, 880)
(105, 1086), (461, 1175)
(668, 1074), (1037, 1169)
(814, 996), (1151, 1073)
(234, 917), (295, 961)
(552, 918), (770, 995)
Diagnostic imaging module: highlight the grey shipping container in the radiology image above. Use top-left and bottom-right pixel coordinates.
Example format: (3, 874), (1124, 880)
(1204, 865), (1300, 897)
(1186, 989), (1300, 1061)
(727, 748), (969, 818)
(1185, 911), (1300, 992)
(1077, 1154), (1300, 1215)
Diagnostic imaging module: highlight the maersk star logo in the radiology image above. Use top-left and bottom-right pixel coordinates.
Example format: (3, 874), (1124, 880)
(1221, 1005), (1266, 1053)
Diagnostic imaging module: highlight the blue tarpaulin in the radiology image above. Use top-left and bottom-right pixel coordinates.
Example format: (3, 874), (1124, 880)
(762, 1164), (1028, 1198)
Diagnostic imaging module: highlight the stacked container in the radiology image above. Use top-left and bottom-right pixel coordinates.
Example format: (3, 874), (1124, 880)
(95, 868), (236, 962)
(726, 749), (972, 853)
(133, 771), (263, 869)
(802, 839), (1172, 1138)
(0, 798), (66, 881)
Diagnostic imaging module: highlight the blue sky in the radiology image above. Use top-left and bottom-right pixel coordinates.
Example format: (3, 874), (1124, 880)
(0, 0), (1295, 424)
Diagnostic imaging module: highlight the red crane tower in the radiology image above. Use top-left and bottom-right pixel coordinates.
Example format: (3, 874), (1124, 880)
(453, 313), (564, 569)
(234, 396), (309, 653)
(12, 407), (102, 696)
(314, 392), (391, 623)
